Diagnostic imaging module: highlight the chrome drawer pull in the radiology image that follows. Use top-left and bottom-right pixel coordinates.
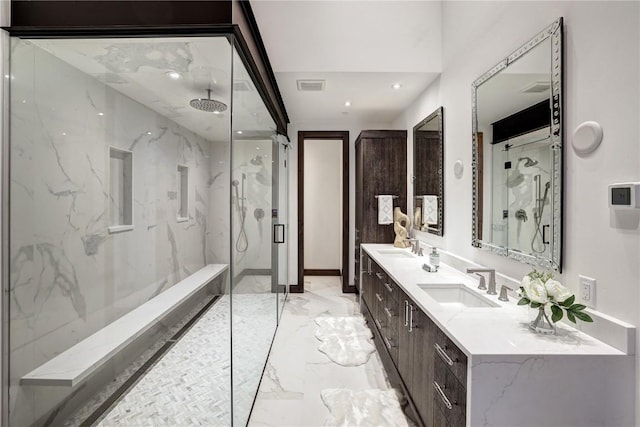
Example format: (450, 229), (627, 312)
(375, 272), (384, 280)
(384, 307), (394, 318)
(408, 304), (414, 332)
(383, 337), (395, 349)
(434, 343), (454, 366)
(375, 293), (383, 302)
(404, 300), (409, 327)
(433, 381), (453, 410)
(374, 319), (383, 331)
(384, 282), (393, 293)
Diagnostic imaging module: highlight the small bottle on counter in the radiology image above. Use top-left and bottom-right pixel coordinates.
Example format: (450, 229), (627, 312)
(429, 247), (440, 271)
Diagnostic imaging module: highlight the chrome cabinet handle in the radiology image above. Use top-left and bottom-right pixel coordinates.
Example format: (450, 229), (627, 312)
(384, 282), (393, 293)
(375, 272), (384, 280)
(404, 300), (409, 327)
(384, 307), (393, 318)
(408, 304), (414, 332)
(383, 337), (395, 349)
(367, 258), (372, 275)
(374, 319), (383, 331)
(434, 343), (454, 366)
(433, 381), (453, 410)
(375, 293), (383, 302)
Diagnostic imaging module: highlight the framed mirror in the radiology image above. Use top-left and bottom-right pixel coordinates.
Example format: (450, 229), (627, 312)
(471, 18), (563, 271)
(413, 106), (444, 236)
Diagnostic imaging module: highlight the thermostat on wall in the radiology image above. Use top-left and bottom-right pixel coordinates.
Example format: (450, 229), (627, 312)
(609, 182), (640, 209)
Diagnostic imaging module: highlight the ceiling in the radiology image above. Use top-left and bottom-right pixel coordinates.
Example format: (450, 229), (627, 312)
(250, 0), (443, 125)
(31, 37), (274, 142)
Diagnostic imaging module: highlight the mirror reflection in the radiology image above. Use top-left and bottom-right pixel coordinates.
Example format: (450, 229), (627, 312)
(413, 107), (444, 236)
(472, 18), (563, 271)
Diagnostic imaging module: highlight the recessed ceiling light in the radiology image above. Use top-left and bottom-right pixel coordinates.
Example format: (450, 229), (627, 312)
(147, 131), (152, 135)
(392, 83), (402, 90)
(213, 111), (221, 115)
(62, 132), (67, 136)
(236, 130), (243, 135)
(256, 147), (260, 150)
(166, 71), (182, 80)
(344, 101), (351, 107)
(98, 112), (104, 116)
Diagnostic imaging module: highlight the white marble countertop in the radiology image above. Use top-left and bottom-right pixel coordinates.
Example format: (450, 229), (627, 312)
(361, 244), (625, 357)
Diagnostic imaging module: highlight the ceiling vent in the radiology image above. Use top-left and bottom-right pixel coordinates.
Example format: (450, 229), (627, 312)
(297, 79), (325, 92)
(520, 81), (550, 93)
(233, 80), (253, 92)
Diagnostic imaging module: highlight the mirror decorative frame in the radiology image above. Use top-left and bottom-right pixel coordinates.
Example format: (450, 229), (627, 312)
(471, 18), (563, 271)
(413, 106), (444, 236)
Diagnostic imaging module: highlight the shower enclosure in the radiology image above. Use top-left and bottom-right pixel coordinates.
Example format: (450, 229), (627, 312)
(2, 32), (288, 426)
(490, 128), (552, 257)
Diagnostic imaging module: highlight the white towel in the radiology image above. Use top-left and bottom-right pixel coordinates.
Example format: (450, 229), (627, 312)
(422, 195), (438, 225)
(377, 195), (394, 225)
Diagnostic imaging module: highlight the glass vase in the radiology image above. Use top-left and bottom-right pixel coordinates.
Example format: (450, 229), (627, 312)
(529, 306), (556, 335)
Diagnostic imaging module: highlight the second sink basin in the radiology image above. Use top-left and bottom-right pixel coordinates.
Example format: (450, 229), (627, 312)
(418, 284), (499, 308)
(376, 249), (414, 258)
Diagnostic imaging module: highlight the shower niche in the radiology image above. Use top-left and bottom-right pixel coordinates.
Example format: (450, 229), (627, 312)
(109, 147), (134, 233)
(472, 18), (563, 271)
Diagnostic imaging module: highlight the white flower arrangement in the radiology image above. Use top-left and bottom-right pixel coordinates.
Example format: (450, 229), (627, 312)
(517, 270), (593, 324)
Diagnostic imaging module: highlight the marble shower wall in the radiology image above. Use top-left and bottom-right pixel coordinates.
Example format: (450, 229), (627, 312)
(8, 40), (229, 425)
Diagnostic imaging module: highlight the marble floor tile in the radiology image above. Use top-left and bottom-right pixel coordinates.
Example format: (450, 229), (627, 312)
(248, 276), (397, 427)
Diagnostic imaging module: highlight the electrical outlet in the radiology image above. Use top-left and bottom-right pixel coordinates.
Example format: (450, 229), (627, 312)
(579, 275), (596, 307)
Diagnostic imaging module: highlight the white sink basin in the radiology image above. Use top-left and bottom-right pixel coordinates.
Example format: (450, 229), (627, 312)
(418, 284), (500, 308)
(376, 249), (414, 258)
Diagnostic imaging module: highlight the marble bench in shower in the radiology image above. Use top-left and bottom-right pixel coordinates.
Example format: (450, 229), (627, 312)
(20, 263), (228, 387)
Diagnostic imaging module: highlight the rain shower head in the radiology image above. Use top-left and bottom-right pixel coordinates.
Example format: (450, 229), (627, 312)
(190, 89), (227, 113)
(518, 156), (538, 167)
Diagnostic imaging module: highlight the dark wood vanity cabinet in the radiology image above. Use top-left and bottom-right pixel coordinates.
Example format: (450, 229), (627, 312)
(354, 130), (407, 290)
(361, 256), (467, 427)
(397, 289), (435, 424)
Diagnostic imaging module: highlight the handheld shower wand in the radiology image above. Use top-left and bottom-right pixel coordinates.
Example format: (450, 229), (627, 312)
(232, 174), (248, 253)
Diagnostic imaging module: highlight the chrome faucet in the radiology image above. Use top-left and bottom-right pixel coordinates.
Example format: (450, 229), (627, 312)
(405, 239), (420, 254)
(466, 267), (497, 295)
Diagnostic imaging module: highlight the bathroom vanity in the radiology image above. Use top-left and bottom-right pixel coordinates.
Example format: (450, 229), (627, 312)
(360, 244), (634, 427)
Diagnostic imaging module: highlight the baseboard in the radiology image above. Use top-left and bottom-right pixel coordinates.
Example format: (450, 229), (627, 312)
(304, 269), (340, 276)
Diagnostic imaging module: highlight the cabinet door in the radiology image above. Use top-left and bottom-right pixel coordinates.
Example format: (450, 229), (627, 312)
(411, 306), (435, 424)
(397, 290), (413, 393)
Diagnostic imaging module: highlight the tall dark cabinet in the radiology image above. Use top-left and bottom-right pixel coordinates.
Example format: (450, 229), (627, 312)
(354, 130), (407, 289)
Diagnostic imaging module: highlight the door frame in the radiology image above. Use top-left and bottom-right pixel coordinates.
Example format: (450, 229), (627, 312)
(293, 131), (350, 293)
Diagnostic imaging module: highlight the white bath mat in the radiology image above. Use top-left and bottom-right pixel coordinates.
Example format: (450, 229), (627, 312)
(317, 334), (376, 366)
(321, 388), (409, 427)
(315, 316), (372, 340)
(315, 317), (375, 366)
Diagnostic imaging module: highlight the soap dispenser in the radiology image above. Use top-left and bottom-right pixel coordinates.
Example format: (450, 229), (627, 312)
(429, 247), (440, 271)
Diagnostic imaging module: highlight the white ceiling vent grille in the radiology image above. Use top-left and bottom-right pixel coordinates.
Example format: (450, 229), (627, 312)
(520, 81), (550, 93)
(233, 80), (253, 92)
(297, 79), (325, 92)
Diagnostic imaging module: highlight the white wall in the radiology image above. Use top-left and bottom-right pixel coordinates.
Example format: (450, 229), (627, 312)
(393, 1), (640, 421)
(304, 139), (342, 270)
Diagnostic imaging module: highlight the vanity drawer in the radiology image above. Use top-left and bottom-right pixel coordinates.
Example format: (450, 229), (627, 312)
(433, 403), (452, 427)
(382, 300), (399, 363)
(381, 277), (400, 303)
(433, 356), (466, 427)
(434, 328), (467, 386)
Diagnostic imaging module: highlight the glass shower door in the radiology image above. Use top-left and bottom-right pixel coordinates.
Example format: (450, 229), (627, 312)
(230, 46), (280, 426)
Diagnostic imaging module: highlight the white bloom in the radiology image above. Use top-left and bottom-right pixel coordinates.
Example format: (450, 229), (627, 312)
(544, 279), (572, 303)
(523, 278), (549, 304)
